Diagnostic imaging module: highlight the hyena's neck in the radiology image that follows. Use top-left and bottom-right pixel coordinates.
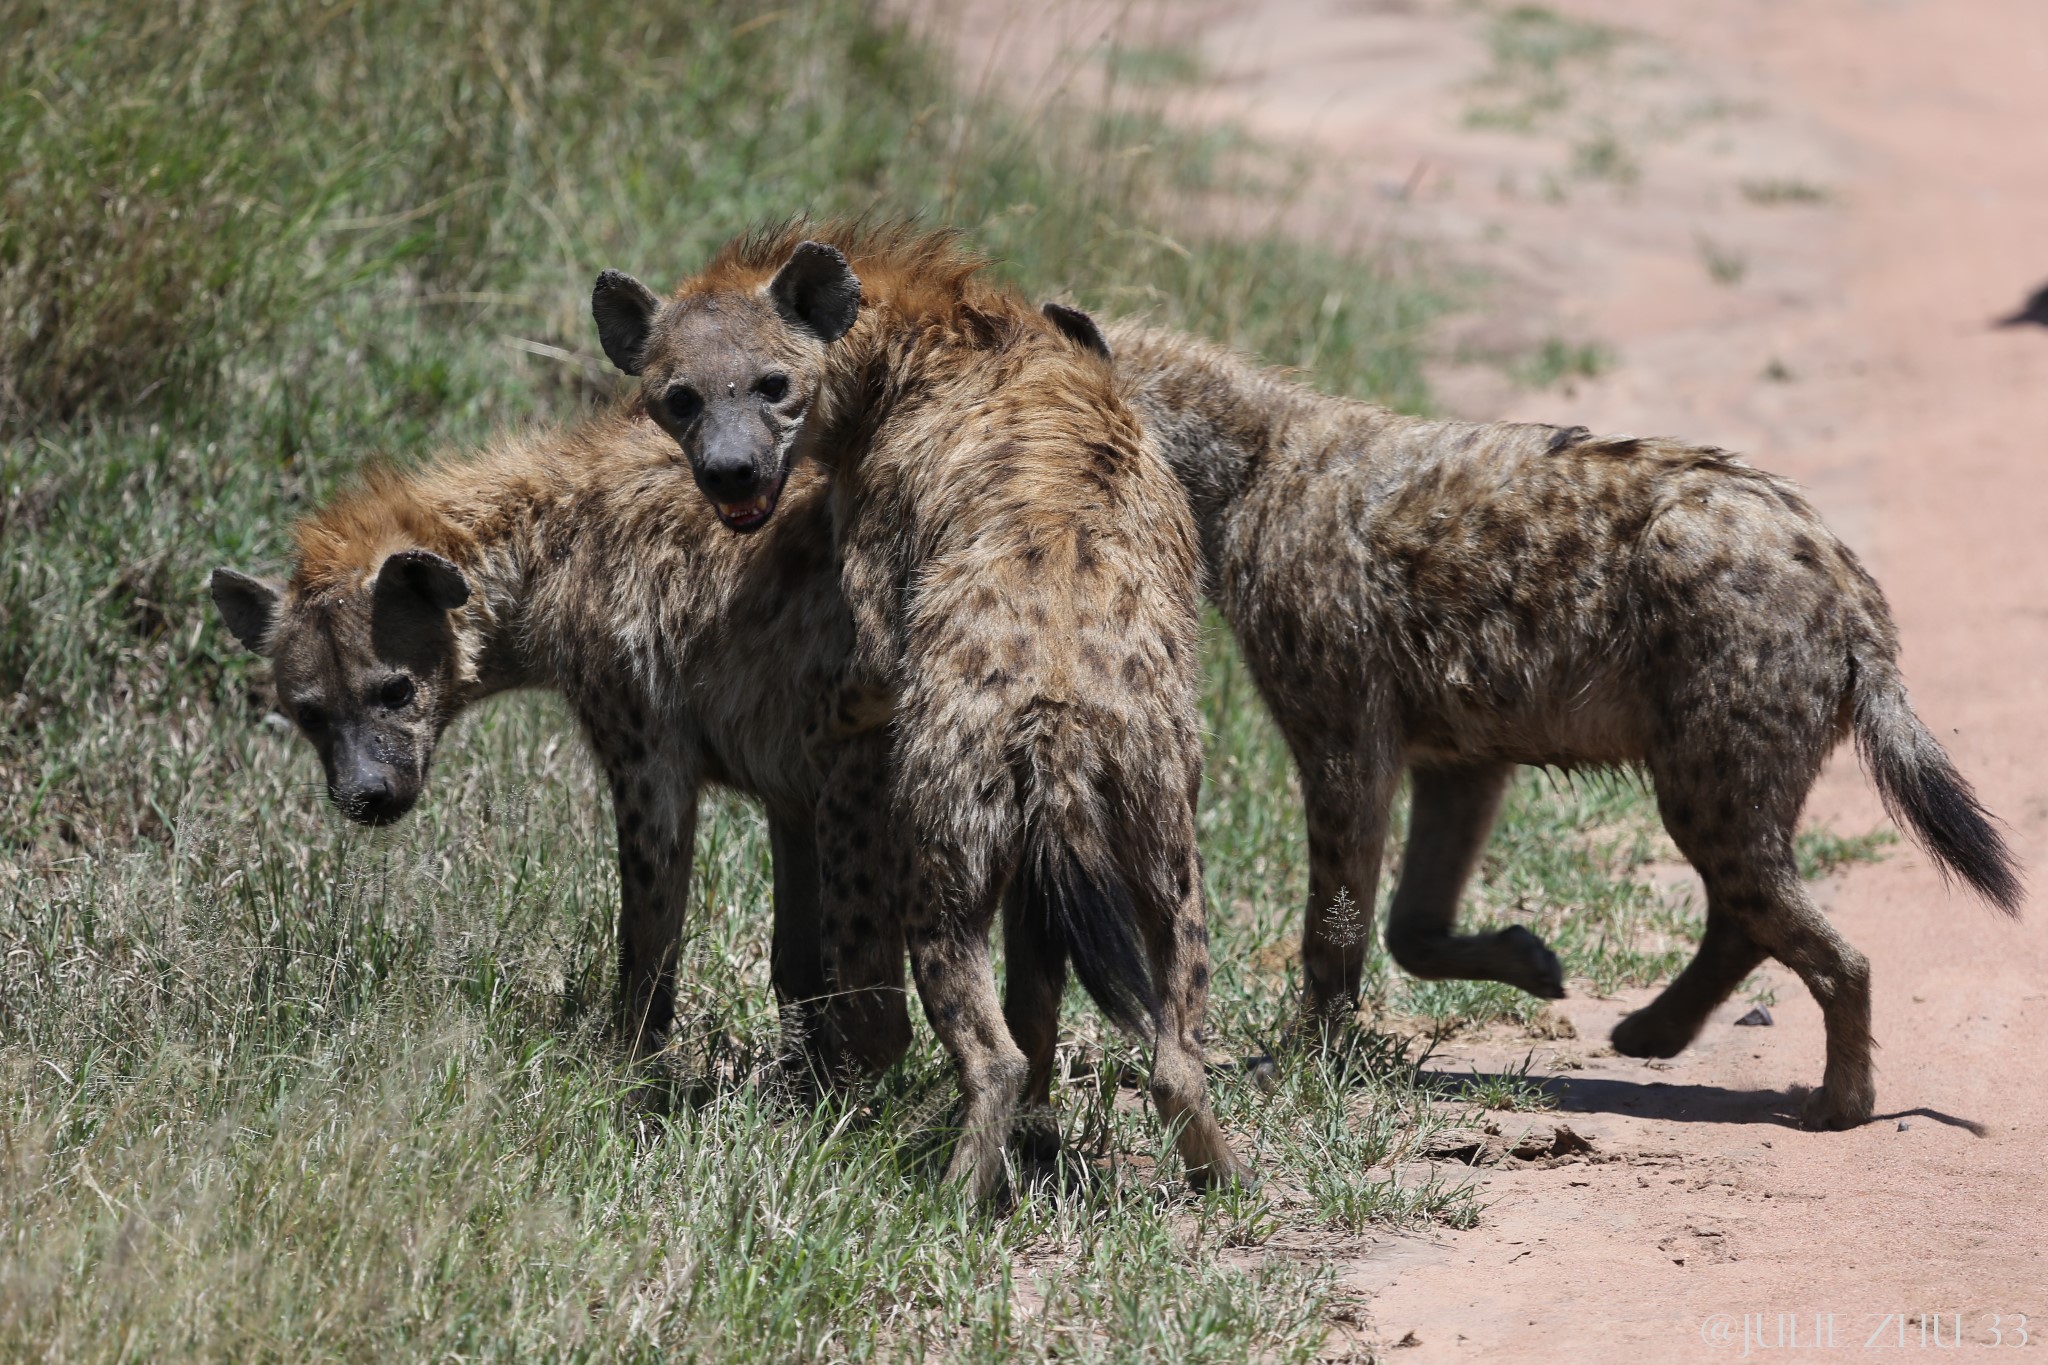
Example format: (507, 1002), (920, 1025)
(385, 434), (584, 703)
(804, 300), (986, 476)
(1106, 322), (1399, 539)
(802, 319), (897, 476)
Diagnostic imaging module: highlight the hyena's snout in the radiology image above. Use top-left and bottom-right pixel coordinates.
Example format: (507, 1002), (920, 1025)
(327, 732), (419, 826)
(694, 406), (787, 532)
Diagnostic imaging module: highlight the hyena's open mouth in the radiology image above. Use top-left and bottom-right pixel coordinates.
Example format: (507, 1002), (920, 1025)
(712, 467), (789, 533)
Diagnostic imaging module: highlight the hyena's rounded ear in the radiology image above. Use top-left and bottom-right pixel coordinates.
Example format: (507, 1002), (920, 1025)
(375, 549), (470, 612)
(768, 241), (861, 343)
(1041, 302), (1111, 360)
(210, 568), (285, 655)
(592, 269), (662, 376)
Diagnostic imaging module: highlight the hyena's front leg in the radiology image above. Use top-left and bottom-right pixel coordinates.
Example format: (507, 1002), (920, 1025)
(766, 811), (838, 1081)
(813, 730), (913, 1082)
(799, 677), (912, 1084)
(1292, 748), (1402, 1044)
(609, 764), (699, 1060)
(1384, 762), (1565, 1001)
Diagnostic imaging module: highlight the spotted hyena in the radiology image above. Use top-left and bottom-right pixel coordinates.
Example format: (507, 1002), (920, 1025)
(1041, 309), (2021, 1130)
(209, 413), (911, 1078)
(591, 221), (1249, 1198)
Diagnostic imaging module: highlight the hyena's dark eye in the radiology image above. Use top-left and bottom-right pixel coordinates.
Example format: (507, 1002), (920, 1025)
(380, 676), (417, 710)
(663, 385), (703, 425)
(755, 373), (789, 403)
(296, 704), (329, 732)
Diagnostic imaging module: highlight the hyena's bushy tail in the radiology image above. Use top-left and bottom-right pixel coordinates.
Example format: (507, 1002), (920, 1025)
(1013, 830), (1160, 1036)
(897, 694), (1167, 1035)
(1008, 709), (1166, 1037)
(1851, 651), (2024, 914)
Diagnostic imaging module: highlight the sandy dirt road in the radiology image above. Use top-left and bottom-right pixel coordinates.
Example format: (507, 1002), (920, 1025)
(912, 1), (2048, 1357)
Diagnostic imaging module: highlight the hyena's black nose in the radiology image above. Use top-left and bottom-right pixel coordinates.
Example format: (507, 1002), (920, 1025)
(698, 451), (765, 504)
(335, 770), (409, 826)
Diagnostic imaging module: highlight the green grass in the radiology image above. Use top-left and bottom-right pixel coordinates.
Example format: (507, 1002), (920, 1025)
(1571, 129), (1640, 185)
(1740, 178), (1831, 206)
(1101, 42), (1206, 88)
(0, 0), (1866, 1357)
(1696, 233), (1749, 286)
(1462, 4), (1621, 134)
(1512, 336), (1611, 390)
(1796, 825), (1897, 882)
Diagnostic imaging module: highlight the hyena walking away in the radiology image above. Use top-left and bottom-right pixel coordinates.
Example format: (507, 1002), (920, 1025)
(209, 415), (909, 1076)
(1083, 314), (2021, 1130)
(593, 222), (1248, 1197)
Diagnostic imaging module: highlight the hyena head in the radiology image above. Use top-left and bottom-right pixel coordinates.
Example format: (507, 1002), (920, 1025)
(209, 550), (472, 825)
(590, 241), (860, 533)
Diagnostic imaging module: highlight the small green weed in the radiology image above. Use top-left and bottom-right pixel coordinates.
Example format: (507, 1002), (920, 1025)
(1741, 178), (1831, 206)
(1463, 4), (1620, 133)
(1572, 130), (1640, 184)
(1795, 825), (1897, 881)
(1453, 1052), (1557, 1112)
(1697, 234), (1749, 285)
(1102, 41), (1206, 87)
(1514, 336), (1612, 389)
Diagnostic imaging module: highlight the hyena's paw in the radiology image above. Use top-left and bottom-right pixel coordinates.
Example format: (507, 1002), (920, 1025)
(943, 1131), (1014, 1205)
(1009, 1106), (1064, 1166)
(1609, 1006), (1695, 1060)
(1285, 998), (1359, 1055)
(1184, 1149), (1260, 1196)
(1799, 1077), (1876, 1131)
(1496, 925), (1566, 1000)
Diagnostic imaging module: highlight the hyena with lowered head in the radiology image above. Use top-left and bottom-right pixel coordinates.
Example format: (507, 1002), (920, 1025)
(592, 221), (1250, 1198)
(1046, 309), (2021, 1131)
(209, 413), (911, 1077)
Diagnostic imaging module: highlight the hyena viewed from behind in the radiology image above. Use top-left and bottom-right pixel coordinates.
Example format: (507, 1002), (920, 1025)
(210, 413), (911, 1079)
(1050, 309), (2021, 1130)
(592, 221), (1250, 1198)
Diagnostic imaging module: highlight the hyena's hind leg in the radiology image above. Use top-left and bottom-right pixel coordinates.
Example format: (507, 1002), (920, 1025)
(1623, 749), (1873, 1130)
(1001, 880), (1069, 1165)
(906, 856), (1032, 1202)
(812, 730), (915, 1084)
(1383, 762), (1566, 1000)
(1141, 835), (1256, 1191)
(1607, 908), (1768, 1059)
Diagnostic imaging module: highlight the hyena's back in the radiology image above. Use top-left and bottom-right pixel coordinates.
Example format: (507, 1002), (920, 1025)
(1235, 421), (1880, 771)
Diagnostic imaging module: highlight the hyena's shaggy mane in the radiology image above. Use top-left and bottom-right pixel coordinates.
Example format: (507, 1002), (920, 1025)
(288, 413), (638, 598)
(686, 217), (1035, 342)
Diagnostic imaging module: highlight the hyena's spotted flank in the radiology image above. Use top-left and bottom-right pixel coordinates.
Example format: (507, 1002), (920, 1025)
(210, 414), (908, 1079)
(593, 221), (1249, 1198)
(1058, 312), (2021, 1131)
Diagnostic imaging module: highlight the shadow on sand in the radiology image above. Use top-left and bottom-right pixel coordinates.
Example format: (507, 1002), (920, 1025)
(1420, 1067), (1989, 1136)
